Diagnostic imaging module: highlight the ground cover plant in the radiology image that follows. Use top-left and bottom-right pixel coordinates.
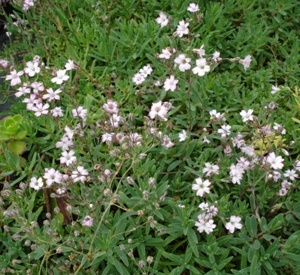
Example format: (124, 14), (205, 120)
(1, 0), (300, 274)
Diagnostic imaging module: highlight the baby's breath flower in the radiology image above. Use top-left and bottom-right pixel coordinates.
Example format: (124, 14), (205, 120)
(174, 20), (189, 37)
(187, 3), (200, 13)
(155, 12), (169, 28)
(225, 216), (243, 233)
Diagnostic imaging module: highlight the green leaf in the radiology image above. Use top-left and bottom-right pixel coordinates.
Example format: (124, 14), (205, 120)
(245, 215), (257, 238)
(7, 141), (26, 155)
(187, 227), (199, 257)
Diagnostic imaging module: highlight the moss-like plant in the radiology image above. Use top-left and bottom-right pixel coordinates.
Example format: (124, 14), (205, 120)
(0, 114), (27, 154)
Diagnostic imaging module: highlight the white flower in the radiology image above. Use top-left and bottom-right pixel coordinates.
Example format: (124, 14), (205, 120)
(266, 152), (284, 170)
(51, 69), (69, 85)
(56, 136), (74, 151)
(271, 85), (280, 94)
(156, 12), (169, 28)
(203, 163), (219, 176)
(187, 3), (200, 13)
(29, 177), (44, 190)
(239, 55), (252, 70)
(139, 64), (153, 77)
(43, 168), (62, 187)
(132, 73), (146, 85)
(193, 45), (205, 57)
(240, 109), (254, 122)
(218, 125), (231, 138)
(82, 215), (94, 227)
(179, 130), (187, 142)
(24, 61), (40, 77)
(15, 85), (30, 98)
(103, 100), (119, 114)
(43, 88), (62, 102)
(225, 216), (243, 233)
(230, 164), (245, 185)
(109, 114), (121, 128)
(212, 51), (221, 62)
(51, 107), (64, 117)
(60, 150), (77, 166)
(163, 75), (178, 92)
(32, 103), (49, 116)
(174, 54), (191, 72)
(71, 166), (89, 183)
(192, 177), (211, 197)
(5, 70), (24, 86)
(31, 82), (44, 94)
(161, 135), (174, 148)
(195, 216), (216, 234)
(174, 20), (189, 37)
(284, 169), (297, 181)
(65, 59), (76, 71)
(72, 106), (87, 120)
(192, 58), (210, 76)
(149, 101), (169, 121)
(102, 133), (113, 144)
(158, 48), (174, 59)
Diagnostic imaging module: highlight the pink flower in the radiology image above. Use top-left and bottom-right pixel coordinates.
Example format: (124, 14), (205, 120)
(82, 215), (94, 227)
(5, 70), (24, 86)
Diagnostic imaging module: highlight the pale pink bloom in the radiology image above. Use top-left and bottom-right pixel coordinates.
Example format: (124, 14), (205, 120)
(195, 215), (216, 234)
(65, 59), (76, 71)
(161, 135), (174, 148)
(203, 163), (219, 176)
(230, 164), (244, 185)
(102, 133), (113, 144)
(212, 51), (221, 62)
(71, 166), (89, 183)
(225, 216), (243, 233)
(43, 168), (62, 187)
(82, 215), (94, 227)
(218, 125), (231, 138)
(187, 3), (200, 13)
(32, 103), (49, 116)
(155, 12), (169, 28)
(240, 109), (254, 122)
(15, 85), (30, 98)
(139, 64), (153, 77)
(0, 59), (9, 68)
(31, 82), (44, 94)
(158, 48), (174, 59)
(174, 54), (191, 72)
(23, 0), (35, 11)
(239, 55), (252, 70)
(149, 101), (169, 121)
(56, 136), (74, 151)
(132, 73), (146, 85)
(5, 69), (23, 86)
(51, 69), (69, 85)
(266, 152), (284, 170)
(72, 106), (87, 120)
(271, 85), (280, 94)
(193, 45), (205, 57)
(192, 58), (210, 76)
(51, 107), (64, 117)
(60, 150), (77, 166)
(43, 88), (62, 101)
(179, 130), (187, 142)
(103, 100), (119, 114)
(278, 188), (288, 196)
(29, 177), (43, 190)
(128, 133), (143, 147)
(163, 75), (178, 92)
(24, 61), (40, 77)
(109, 114), (121, 128)
(284, 169), (297, 181)
(192, 178), (211, 197)
(174, 20), (189, 37)
(22, 94), (40, 110)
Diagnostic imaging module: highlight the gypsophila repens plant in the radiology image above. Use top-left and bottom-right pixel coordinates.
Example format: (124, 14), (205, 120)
(1, 0), (300, 273)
